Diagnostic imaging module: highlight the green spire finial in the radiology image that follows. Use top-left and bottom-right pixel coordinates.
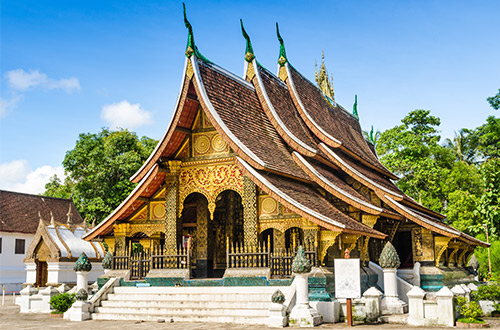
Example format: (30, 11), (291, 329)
(74, 252), (92, 272)
(353, 94), (359, 119)
(183, 3), (195, 58)
(276, 23), (288, 67)
(291, 246), (312, 274)
(369, 125), (374, 143)
(240, 20), (255, 62)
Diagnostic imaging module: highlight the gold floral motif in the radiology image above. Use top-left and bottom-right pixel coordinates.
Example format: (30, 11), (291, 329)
(178, 163), (244, 219)
(434, 236), (451, 267)
(319, 231), (340, 265)
(152, 203), (166, 219)
(261, 196), (278, 215)
(211, 134), (227, 152)
(194, 135), (211, 154)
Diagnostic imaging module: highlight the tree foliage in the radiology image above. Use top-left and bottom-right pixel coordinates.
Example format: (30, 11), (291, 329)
(487, 89), (500, 110)
(44, 128), (157, 224)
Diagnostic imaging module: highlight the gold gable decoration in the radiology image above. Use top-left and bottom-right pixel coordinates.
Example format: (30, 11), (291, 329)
(178, 161), (244, 220)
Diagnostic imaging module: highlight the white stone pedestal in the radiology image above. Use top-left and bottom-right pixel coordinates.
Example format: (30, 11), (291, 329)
(363, 287), (383, 323)
(63, 300), (91, 321)
(76, 271), (88, 292)
(289, 274), (322, 327)
(407, 286), (426, 325)
(381, 268), (408, 314)
(268, 302), (288, 327)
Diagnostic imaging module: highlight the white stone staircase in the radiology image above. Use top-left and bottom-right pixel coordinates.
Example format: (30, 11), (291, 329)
(91, 285), (285, 324)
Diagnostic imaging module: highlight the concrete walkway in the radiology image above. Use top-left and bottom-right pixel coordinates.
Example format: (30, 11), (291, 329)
(2, 295), (500, 329)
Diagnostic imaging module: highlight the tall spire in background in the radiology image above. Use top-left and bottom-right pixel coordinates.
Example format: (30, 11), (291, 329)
(353, 94), (359, 119)
(240, 20), (255, 62)
(315, 51), (335, 103)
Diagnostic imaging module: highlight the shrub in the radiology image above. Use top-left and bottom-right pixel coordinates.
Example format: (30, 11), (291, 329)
(471, 283), (500, 301)
(49, 293), (75, 313)
(459, 301), (483, 321)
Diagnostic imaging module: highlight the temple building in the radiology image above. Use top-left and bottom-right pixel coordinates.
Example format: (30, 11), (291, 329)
(83, 13), (487, 290)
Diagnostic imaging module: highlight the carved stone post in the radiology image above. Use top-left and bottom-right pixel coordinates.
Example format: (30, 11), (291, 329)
(289, 246), (322, 327)
(165, 160), (182, 254)
(243, 176), (258, 249)
(379, 242), (408, 314)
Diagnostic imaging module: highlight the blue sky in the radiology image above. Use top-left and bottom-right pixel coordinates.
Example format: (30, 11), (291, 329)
(1, 0), (499, 194)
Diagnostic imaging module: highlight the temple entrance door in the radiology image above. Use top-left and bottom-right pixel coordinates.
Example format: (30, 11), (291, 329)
(394, 231), (413, 268)
(181, 191), (243, 278)
(36, 261), (47, 287)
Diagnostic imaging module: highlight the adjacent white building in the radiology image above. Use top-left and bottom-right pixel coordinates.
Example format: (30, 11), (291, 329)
(0, 190), (84, 291)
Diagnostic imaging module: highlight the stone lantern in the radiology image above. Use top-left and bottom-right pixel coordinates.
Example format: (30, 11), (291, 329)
(74, 252), (92, 293)
(379, 242), (407, 314)
(289, 246), (322, 327)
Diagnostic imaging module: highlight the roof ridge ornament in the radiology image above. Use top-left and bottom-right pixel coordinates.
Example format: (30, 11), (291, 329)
(353, 94), (359, 119)
(183, 3), (195, 58)
(66, 204), (72, 224)
(240, 19), (255, 62)
(276, 23), (288, 67)
(182, 3), (211, 63)
(50, 211), (55, 226)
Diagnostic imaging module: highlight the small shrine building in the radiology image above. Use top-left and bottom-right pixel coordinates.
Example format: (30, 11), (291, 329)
(83, 15), (487, 289)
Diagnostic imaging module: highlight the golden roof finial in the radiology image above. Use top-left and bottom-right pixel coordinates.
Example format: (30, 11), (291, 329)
(50, 211), (55, 226)
(66, 204), (72, 224)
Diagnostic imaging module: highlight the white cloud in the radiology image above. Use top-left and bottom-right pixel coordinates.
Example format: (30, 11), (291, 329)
(101, 100), (152, 130)
(0, 160), (64, 195)
(0, 95), (21, 118)
(4, 69), (81, 93)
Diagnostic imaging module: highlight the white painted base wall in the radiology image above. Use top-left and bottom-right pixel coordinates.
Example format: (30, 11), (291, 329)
(0, 232), (33, 292)
(24, 261), (104, 286)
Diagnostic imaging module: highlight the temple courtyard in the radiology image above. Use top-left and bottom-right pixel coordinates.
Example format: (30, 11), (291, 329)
(1, 296), (499, 330)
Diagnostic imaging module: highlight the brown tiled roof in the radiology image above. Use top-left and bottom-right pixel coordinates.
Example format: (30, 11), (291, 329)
(288, 66), (395, 178)
(196, 60), (309, 181)
(257, 65), (320, 155)
(237, 158), (386, 239)
(0, 190), (83, 235)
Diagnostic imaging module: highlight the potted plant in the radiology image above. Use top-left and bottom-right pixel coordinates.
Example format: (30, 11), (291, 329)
(49, 293), (75, 318)
(456, 300), (489, 328)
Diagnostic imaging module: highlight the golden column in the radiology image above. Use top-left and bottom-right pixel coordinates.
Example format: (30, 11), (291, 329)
(164, 160), (182, 253)
(242, 176), (258, 249)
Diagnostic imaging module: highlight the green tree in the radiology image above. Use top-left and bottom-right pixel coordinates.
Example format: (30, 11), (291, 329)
(44, 128), (157, 224)
(377, 110), (450, 211)
(473, 116), (500, 160)
(44, 175), (74, 199)
(487, 89), (500, 110)
(444, 129), (479, 164)
(476, 159), (500, 238)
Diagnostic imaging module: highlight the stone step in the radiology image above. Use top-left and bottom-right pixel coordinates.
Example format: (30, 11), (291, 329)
(100, 299), (270, 310)
(94, 306), (268, 317)
(106, 292), (270, 302)
(91, 312), (267, 325)
(112, 286), (279, 295)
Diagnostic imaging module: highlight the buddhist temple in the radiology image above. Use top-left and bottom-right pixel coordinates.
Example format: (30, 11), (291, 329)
(83, 8), (487, 292)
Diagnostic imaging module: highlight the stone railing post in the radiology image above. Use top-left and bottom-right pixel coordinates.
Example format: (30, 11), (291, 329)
(268, 289), (288, 327)
(436, 286), (454, 327)
(74, 253), (92, 293)
(407, 286), (426, 326)
(379, 242), (407, 314)
(363, 287), (382, 323)
(289, 246), (322, 327)
(413, 262), (421, 287)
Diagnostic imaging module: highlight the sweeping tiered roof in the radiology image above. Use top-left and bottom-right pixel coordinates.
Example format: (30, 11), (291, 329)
(84, 13), (487, 248)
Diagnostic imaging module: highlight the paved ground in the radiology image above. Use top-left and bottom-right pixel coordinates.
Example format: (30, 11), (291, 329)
(2, 295), (500, 329)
